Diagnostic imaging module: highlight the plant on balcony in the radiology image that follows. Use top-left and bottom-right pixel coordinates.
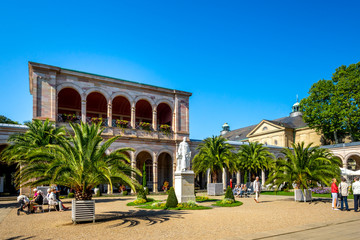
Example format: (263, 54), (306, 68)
(91, 117), (103, 125)
(63, 113), (78, 123)
(116, 119), (129, 129)
(159, 124), (171, 135)
(139, 122), (152, 132)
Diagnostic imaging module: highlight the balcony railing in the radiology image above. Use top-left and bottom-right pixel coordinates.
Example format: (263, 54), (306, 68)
(86, 117), (108, 127)
(57, 114), (81, 124)
(57, 115), (174, 140)
(112, 119), (131, 129)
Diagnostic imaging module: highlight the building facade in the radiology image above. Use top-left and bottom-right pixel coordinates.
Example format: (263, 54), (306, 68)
(28, 62), (192, 193)
(222, 100), (322, 147)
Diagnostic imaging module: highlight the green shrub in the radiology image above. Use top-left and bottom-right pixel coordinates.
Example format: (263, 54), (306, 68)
(224, 186), (235, 200)
(95, 190), (101, 197)
(196, 196), (209, 201)
(152, 202), (166, 208)
(67, 192), (75, 198)
(145, 187), (150, 195)
(177, 201), (198, 208)
(137, 188), (147, 201)
(133, 198), (147, 205)
(122, 190), (128, 196)
(166, 187), (178, 208)
(221, 198), (235, 204)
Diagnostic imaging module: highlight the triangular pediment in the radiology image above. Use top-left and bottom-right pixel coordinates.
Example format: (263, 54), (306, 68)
(246, 120), (285, 138)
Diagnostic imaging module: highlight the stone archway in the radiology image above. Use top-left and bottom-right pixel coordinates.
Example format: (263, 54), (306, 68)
(136, 151), (153, 191)
(57, 87), (81, 123)
(112, 96), (131, 127)
(157, 152), (173, 191)
(0, 144), (17, 195)
(346, 154), (360, 171)
(135, 100), (152, 127)
(86, 92), (107, 125)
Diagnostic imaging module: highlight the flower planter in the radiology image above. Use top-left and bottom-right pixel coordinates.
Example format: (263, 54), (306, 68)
(207, 183), (224, 196)
(72, 200), (95, 224)
(294, 189), (312, 202)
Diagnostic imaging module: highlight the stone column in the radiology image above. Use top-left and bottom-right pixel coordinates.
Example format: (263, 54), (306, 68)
(236, 171), (241, 186)
(153, 152), (158, 192)
(173, 94), (178, 134)
(131, 103), (136, 128)
(130, 151), (136, 194)
(261, 170), (266, 187)
(81, 99), (86, 123)
(222, 168), (227, 190)
(107, 101), (112, 127)
(185, 104), (189, 133)
(207, 169), (211, 185)
(152, 109), (157, 131)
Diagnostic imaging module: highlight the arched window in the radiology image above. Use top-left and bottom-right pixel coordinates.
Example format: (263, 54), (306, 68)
(263, 126), (268, 131)
(57, 88), (81, 123)
(86, 92), (107, 125)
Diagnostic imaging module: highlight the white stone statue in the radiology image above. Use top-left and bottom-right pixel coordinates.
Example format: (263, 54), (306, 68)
(176, 137), (191, 172)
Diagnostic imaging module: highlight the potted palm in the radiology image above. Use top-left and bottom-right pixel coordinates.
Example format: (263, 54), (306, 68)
(192, 136), (235, 196)
(266, 142), (341, 202)
(18, 122), (141, 223)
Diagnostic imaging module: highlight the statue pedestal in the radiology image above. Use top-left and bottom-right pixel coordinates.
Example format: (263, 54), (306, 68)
(174, 171), (196, 203)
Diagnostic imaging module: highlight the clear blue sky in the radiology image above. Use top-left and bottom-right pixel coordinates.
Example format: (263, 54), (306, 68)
(0, 0), (359, 140)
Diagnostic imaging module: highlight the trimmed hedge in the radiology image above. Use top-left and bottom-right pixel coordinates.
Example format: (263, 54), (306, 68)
(166, 187), (178, 208)
(224, 186), (235, 201)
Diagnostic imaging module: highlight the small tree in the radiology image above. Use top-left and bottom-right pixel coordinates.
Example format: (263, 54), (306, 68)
(137, 187), (147, 201)
(224, 186), (235, 201)
(142, 163), (147, 188)
(166, 187), (178, 208)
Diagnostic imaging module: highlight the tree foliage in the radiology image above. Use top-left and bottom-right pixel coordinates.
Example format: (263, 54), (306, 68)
(236, 142), (274, 177)
(266, 142), (341, 191)
(0, 115), (18, 124)
(12, 121), (141, 200)
(192, 136), (235, 183)
(0, 119), (65, 166)
(300, 61), (360, 143)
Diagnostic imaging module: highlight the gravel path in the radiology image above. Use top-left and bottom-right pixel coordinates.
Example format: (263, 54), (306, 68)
(1, 194), (359, 240)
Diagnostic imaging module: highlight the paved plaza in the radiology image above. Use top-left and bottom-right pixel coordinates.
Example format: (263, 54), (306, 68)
(1, 194), (360, 240)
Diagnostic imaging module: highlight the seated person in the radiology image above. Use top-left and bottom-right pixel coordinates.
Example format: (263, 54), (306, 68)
(17, 195), (30, 215)
(33, 190), (44, 205)
(233, 185), (239, 196)
(49, 189), (63, 211)
(240, 184), (247, 197)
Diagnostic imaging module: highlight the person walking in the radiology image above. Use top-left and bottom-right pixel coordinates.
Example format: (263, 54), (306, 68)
(338, 178), (349, 211)
(331, 178), (339, 210)
(352, 177), (360, 212)
(253, 176), (261, 203)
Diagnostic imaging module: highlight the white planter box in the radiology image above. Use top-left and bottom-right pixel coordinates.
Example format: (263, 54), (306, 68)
(207, 183), (224, 196)
(294, 189), (312, 202)
(72, 200), (95, 224)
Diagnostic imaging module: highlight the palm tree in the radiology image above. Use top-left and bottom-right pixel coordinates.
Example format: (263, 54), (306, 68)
(266, 142), (341, 191)
(192, 136), (235, 183)
(0, 119), (66, 187)
(18, 122), (141, 200)
(236, 142), (274, 182)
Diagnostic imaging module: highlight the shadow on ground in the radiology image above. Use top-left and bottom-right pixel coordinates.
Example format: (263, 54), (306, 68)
(92, 197), (134, 203)
(5, 236), (35, 240)
(94, 209), (186, 228)
(0, 202), (18, 209)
